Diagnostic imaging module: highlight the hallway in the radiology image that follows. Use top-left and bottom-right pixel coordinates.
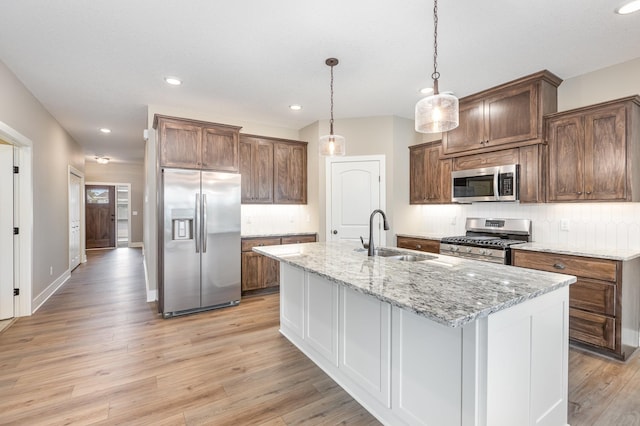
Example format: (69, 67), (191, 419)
(0, 248), (377, 425)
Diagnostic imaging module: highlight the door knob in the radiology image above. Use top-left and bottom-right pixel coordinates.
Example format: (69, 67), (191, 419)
(332, 230), (338, 235)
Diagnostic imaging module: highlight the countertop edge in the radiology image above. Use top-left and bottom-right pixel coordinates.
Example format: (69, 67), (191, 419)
(512, 243), (640, 261)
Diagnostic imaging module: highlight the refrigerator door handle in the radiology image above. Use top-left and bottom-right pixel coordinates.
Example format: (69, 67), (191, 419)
(195, 193), (200, 253)
(202, 194), (208, 253)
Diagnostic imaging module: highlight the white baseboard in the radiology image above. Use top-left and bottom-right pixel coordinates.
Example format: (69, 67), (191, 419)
(129, 241), (143, 248)
(32, 269), (71, 314)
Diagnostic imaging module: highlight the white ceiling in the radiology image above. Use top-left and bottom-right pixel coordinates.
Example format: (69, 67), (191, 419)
(0, 0), (638, 165)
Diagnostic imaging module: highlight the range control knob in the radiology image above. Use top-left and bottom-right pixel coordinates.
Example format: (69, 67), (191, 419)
(465, 247), (473, 253)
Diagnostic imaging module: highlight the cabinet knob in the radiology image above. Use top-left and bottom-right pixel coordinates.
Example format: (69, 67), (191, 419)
(332, 230), (338, 235)
(586, 191), (592, 195)
(576, 192), (583, 195)
(553, 263), (566, 270)
(416, 244), (422, 249)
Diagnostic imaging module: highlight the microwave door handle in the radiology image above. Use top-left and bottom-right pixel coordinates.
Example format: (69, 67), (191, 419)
(494, 172), (501, 200)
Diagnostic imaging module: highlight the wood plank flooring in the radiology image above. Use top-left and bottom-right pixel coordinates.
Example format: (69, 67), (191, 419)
(1, 248), (639, 425)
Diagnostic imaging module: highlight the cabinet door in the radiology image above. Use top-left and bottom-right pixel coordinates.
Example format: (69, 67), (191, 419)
(442, 99), (485, 154)
(584, 105), (627, 200)
(263, 256), (280, 288)
(569, 308), (616, 350)
(409, 145), (428, 203)
(159, 119), (202, 168)
(438, 158), (452, 203)
(484, 83), (538, 147)
(410, 143), (450, 204)
(241, 251), (264, 291)
(547, 115), (585, 201)
(201, 126), (239, 172)
(239, 138), (274, 203)
(518, 145), (543, 203)
(274, 142), (307, 204)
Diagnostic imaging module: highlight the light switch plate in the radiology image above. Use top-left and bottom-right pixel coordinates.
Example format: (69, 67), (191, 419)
(560, 219), (569, 231)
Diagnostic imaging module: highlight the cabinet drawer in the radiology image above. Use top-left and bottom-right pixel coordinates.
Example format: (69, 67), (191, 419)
(569, 308), (616, 350)
(281, 234), (316, 245)
(512, 250), (617, 282)
(241, 237), (281, 252)
(570, 278), (616, 316)
(396, 237), (440, 254)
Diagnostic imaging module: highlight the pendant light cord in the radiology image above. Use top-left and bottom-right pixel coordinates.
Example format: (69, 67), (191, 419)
(432, 0), (440, 94)
(329, 63), (335, 135)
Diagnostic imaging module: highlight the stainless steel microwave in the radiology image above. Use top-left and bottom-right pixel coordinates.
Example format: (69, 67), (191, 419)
(451, 164), (519, 202)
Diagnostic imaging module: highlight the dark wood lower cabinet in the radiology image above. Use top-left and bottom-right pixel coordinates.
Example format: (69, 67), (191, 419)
(512, 249), (640, 360)
(241, 234), (316, 294)
(396, 236), (440, 254)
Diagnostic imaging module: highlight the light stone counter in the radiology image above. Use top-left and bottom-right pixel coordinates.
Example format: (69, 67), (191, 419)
(513, 242), (640, 261)
(254, 241), (575, 327)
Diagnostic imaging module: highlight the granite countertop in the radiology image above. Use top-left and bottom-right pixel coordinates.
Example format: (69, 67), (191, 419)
(512, 242), (640, 261)
(254, 241), (575, 328)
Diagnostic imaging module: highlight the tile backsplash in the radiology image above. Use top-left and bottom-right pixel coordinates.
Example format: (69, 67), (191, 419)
(241, 204), (316, 236)
(416, 203), (640, 250)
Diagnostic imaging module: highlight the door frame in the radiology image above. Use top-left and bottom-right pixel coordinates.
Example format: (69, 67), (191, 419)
(68, 166), (86, 266)
(325, 155), (387, 246)
(85, 181), (132, 248)
(0, 121), (33, 317)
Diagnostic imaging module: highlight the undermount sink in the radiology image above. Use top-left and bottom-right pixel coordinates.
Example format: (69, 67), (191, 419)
(356, 247), (437, 262)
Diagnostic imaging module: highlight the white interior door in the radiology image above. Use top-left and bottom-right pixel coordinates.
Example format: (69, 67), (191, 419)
(328, 157), (384, 246)
(69, 171), (81, 270)
(0, 143), (14, 320)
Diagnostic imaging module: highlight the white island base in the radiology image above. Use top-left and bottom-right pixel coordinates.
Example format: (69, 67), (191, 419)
(279, 263), (570, 426)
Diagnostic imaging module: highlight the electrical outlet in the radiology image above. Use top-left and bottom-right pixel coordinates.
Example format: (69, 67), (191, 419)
(49, 266), (53, 276)
(560, 219), (569, 231)
(451, 216), (457, 225)
(246, 216), (252, 224)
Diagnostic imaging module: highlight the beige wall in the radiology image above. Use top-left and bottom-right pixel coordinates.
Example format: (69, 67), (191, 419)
(0, 59), (84, 306)
(558, 57), (640, 112)
(84, 161), (145, 244)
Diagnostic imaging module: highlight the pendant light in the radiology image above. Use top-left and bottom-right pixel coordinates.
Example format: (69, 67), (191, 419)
(319, 58), (346, 156)
(415, 0), (459, 133)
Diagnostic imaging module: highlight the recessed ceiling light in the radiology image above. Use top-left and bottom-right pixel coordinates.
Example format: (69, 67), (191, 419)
(616, 0), (640, 14)
(164, 76), (183, 86)
(95, 156), (110, 164)
(420, 87), (434, 95)
(99, 128), (111, 134)
(289, 104), (302, 111)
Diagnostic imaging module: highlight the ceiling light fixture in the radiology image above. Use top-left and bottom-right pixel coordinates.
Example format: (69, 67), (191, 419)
(415, 0), (459, 133)
(95, 156), (110, 164)
(319, 58), (346, 156)
(99, 128), (111, 134)
(616, 0), (640, 14)
(164, 76), (182, 86)
(289, 104), (303, 111)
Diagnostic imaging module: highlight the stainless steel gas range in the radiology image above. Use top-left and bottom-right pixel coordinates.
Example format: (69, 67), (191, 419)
(440, 218), (532, 264)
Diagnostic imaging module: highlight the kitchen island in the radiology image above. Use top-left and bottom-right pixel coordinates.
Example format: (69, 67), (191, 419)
(254, 241), (576, 426)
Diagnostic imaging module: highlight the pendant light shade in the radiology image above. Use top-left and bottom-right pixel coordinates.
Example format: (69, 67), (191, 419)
(415, 91), (459, 133)
(320, 58), (346, 156)
(415, 0), (459, 133)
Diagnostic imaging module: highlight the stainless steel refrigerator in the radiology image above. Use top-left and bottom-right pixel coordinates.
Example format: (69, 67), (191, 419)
(160, 168), (241, 318)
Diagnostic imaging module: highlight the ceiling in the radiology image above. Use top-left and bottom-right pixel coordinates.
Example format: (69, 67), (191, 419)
(0, 0), (638, 165)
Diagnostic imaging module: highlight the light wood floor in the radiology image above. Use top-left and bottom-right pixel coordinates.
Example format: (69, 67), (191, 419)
(0, 248), (638, 425)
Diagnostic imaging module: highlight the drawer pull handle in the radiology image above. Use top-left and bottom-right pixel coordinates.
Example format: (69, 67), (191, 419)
(553, 263), (566, 270)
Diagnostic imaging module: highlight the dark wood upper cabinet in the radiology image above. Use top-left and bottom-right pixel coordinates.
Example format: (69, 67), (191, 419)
(409, 141), (451, 204)
(153, 114), (241, 172)
(201, 126), (239, 172)
(442, 70), (562, 156)
(239, 135), (274, 203)
(274, 141), (307, 204)
(239, 135), (307, 205)
(546, 96), (640, 202)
